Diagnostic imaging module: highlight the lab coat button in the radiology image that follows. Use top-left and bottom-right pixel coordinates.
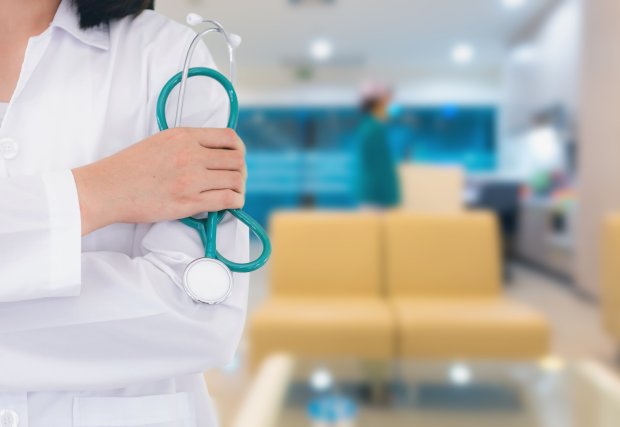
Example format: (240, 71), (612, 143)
(0, 409), (19, 427)
(0, 138), (18, 160)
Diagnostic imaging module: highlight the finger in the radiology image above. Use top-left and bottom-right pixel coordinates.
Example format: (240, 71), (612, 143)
(200, 148), (246, 171)
(195, 189), (245, 212)
(190, 128), (244, 151)
(199, 170), (245, 193)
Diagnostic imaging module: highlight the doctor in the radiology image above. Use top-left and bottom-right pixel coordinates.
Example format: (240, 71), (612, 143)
(0, 0), (248, 426)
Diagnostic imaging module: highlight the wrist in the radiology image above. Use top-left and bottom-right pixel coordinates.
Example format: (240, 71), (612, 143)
(72, 163), (121, 235)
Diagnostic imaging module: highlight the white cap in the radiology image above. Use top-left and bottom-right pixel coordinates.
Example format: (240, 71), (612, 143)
(360, 80), (392, 101)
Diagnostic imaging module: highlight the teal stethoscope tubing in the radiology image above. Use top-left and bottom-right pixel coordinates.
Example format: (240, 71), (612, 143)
(156, 66), (271, 273)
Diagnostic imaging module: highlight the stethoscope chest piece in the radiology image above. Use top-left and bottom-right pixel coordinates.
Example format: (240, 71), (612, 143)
(183, 258), (233, 304)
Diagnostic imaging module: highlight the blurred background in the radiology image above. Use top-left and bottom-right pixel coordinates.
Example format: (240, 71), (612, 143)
(157, 0), (620, 426)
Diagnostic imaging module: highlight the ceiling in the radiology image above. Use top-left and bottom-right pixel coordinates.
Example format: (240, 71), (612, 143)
(156, 0), (555, 70)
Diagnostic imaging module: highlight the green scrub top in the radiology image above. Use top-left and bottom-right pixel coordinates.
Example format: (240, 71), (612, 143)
(357, 115), (401, 207)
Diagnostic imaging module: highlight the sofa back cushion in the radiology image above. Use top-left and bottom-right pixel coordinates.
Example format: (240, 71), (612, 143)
(270, 211), (382, 297)
(384, 211), (501, 298)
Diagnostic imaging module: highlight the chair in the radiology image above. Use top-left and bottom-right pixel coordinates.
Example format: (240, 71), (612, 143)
(470, 181), (522, 280)
(399, 164), (464, 213)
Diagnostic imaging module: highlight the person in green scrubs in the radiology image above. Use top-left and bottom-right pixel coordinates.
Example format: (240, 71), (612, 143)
(357, 84), (401, 208)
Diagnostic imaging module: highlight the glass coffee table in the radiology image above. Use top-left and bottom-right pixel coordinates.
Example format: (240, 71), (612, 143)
(232, 354), (620, 427)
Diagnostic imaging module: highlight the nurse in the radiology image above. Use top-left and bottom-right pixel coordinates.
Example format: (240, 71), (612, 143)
(0, 1), (248, 426)
(357, 81), (401, 209)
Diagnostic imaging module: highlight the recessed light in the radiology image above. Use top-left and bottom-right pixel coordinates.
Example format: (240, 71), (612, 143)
(310, 39), (333, 61)
(452, 43), (474, 64)
(502, 0), (527, 8)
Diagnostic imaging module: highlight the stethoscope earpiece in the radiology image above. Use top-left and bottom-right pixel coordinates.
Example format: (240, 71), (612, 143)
(185, 12), (243, 49)
(186, 13), (205, 26)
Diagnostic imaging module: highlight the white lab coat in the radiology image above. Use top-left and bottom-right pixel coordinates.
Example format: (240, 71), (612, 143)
(0, 1), (249, 426)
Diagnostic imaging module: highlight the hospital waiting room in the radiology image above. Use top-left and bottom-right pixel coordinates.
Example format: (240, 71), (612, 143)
(3, 0), (620, 426)
(152, 0), (619, 426)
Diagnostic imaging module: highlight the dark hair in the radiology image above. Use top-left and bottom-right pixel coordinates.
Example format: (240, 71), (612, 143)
(361, 97), (381, 114)
(73, 0), (154, 29)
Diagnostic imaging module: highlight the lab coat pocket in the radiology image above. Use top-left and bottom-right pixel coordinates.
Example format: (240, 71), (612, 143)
(73, 392), (196, 427)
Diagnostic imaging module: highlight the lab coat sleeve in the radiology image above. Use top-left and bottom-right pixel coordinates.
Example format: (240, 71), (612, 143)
(0, 25), (250, 391)
(0, 217), (249, 391)
(0, 170), (82, 302)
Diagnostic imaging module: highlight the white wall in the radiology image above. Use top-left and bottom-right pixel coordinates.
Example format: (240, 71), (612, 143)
(235, 66), (500, 107)
(577, 0), (620, 296)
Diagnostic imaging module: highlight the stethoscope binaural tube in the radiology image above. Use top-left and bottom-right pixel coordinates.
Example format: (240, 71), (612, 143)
(175, 17), (241, 127)
(156, 67), (271, 274)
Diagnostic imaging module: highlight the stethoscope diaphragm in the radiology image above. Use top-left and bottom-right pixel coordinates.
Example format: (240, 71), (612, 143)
(183, 258), (233, 304)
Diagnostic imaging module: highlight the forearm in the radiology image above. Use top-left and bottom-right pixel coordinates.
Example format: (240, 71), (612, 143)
(72, 163), (122, 236)
(72, 127), (246, 237)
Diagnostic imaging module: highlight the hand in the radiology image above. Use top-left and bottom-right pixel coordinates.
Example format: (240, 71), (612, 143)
(73, 128), (246, 236)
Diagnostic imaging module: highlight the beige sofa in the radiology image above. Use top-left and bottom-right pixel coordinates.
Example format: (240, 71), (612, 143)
(249, 210), (550, 367)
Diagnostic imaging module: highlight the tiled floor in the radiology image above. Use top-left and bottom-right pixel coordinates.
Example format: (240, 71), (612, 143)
(505, 265), (616, 364)
(205, 262), (618, 426)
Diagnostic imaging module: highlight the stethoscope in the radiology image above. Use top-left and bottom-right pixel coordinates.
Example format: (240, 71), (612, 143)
(156, 13), (271, 305)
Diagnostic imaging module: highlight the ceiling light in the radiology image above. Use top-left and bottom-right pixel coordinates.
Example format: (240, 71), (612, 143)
(502, 0), (527, 8)
(451, 43), (474, 64)
(310, 39), (333, 61)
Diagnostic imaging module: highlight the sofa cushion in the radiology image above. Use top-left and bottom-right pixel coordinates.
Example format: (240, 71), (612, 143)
(393, 298), (550, 359)
(250, 297), (395, 363)
(384, 211), (502, 298)
(270, 211), (382, 297)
